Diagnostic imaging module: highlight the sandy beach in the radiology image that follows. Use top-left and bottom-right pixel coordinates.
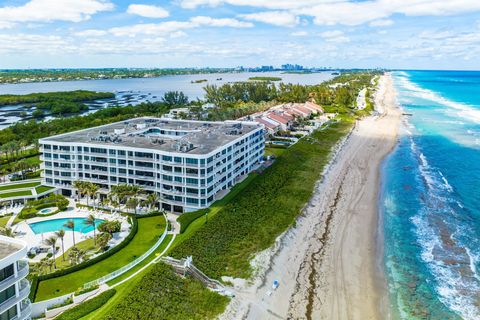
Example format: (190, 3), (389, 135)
(220, 74), (401, 320)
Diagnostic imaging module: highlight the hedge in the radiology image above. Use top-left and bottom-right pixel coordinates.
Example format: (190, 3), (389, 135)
(54, 289), (116, 320)
(31, 212), (163, 300)
(43, 217), (137, 280)
(177, 209), (208, 233)
(28, 276), (39, 301)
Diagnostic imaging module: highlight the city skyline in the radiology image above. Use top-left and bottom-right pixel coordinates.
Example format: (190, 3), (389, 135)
(1, 0), (480, 70)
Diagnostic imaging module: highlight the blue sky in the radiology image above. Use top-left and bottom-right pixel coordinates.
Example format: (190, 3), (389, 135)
(1, 0), (480, 69)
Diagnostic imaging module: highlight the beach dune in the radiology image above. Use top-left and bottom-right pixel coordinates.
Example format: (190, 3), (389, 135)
(220, 74), (401, 320)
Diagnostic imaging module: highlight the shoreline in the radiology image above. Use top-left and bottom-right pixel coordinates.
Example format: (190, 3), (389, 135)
(220, 73), (401, 319)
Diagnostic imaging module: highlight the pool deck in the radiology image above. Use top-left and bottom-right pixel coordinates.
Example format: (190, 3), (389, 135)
(13, 205), (129, 262)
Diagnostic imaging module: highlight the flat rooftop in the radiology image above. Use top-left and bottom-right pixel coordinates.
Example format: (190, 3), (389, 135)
(0, 240), (22, 260)
(40, 117), (262, 155)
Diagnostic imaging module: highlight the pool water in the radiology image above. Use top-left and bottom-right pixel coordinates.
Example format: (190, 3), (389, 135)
(29, 217), (104, 234)
(39, 208), (55, 214)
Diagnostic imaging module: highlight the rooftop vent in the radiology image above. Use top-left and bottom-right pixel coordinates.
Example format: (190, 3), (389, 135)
(227, 129), (242, 135)
(150, 138), (165, 145)
(176, 141), (195, 153)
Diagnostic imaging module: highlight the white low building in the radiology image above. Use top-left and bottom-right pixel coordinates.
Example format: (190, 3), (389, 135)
(0, 236), (31, 320)
(39, 117), (265, 213)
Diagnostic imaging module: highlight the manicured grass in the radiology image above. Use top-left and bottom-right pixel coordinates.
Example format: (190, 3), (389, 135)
(0, 190), (32, 199)
(264, 146), (287, 158)
(35, 215), (166, 301)
(170, 117), (355, 279)
(35, 185), (55, 194)
(102, 263), (229, 320)
(55, 238), (97, 269)
(0, 215), (11, 228)
(106, 234), (173, 286)
(0, 181), (40, 191)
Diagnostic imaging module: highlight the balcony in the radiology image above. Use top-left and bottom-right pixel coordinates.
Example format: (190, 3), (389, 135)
(0, 262), (28, 293)
(16, 299), (31, 320)
(0, 279), (30, 315)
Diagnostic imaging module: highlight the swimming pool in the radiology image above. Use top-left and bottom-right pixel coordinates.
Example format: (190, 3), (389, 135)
(29, 217), (104, 235)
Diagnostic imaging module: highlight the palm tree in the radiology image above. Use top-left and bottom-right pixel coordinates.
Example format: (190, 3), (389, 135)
(73, 180), (86, 203)
(39, 258), (53, 273)
(126, 197), (140, 214)
(145, 193), (159, 212)
(84, 214), (97, 245)
(44, 236), (57, 269)
(63, 219), (76, 247)
(0, 227), (13, 237)
(97, 232), (112, 250)
(55, 229), (66, 261)
(68, 247), (86, 266)
(87, 183), (99, 210)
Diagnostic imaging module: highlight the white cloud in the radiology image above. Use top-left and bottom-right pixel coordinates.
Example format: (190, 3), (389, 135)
(240, 11), (299, 27)
(369, 19), (393, 27)
(0, 21), (15, 29)
(181, 0), (480, 26)
(0, 0), (114, 26)
(109, 16), (253, 37)
(127, 4), (169, 18)
(290, 31), (308, 37)
(74, 29), (108, 37)
(190, 16), (253, 28)
(320, 30), (350, 43)
(180, 0), (320, 10)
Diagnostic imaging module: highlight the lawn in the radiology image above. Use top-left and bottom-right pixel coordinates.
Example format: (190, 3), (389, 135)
(0, 215), (11, 228)
(35, 215), (167, 301)
(0, 181), (40, 191)
(0, 190), (32, 199)
(55, 238), (97, 269)
(35, 185), (55, 194)
(170, 117), (355, 279)
(264, 146), (287, 158)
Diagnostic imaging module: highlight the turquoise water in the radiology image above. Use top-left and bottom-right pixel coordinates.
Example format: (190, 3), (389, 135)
(382, 71), (480, 319)
(29, 217), (104, 234)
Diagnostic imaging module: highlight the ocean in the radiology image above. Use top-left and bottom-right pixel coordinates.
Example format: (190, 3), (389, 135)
(382, 71), (480, 319)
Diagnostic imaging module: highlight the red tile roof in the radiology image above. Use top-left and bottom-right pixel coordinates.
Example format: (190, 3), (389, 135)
(267, 113), (289, 125)
(255, 118), (278, 129)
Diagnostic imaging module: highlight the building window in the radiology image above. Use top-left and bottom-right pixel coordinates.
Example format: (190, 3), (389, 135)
(186, 158), (198, 165)
(0, 305), (17, 320)
(0, 264), (14, 282)
(0, 284), (16, 304)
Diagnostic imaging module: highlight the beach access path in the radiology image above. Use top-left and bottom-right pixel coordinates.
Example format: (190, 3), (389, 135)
(220, 74), (401, 320)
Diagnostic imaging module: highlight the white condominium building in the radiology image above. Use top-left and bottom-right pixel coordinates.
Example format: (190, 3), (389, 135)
(39, 117), (265, 213)
(0, 236), (31, 320)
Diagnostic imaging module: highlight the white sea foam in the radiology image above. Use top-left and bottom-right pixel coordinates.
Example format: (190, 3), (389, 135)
(394, 74), (480, 123)
(409, 143), (480, 319)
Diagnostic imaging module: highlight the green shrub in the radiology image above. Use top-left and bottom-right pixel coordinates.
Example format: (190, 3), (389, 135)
(32, 217), (138, 296)
(98, 220), (121, 234)
(55, 289), (116, 320)
(170, 118), (354, 279)
(103, 264), (228, 320)
(177, 209), (208, 233)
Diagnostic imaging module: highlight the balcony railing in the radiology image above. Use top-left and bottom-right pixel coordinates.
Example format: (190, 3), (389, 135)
(0, 262), (28, 293)
(13, 299), (31, 320)
(0, 279), (30, 315)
